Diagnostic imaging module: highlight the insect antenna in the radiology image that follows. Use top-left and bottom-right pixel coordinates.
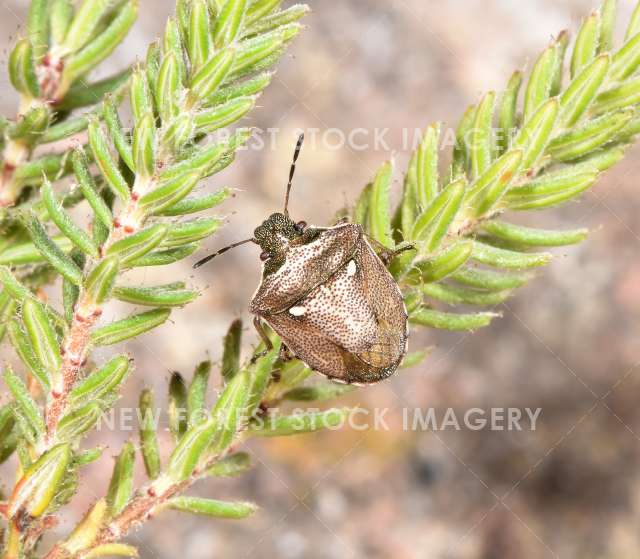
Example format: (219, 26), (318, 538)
(193, 238), (256, 268)
(283, 133), (305, 217)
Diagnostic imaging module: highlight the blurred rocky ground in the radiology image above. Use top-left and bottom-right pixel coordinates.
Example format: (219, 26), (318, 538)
(2, 0), (640, 558)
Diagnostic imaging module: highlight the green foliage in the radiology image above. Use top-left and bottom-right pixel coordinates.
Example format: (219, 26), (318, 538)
(360, 0), (640, 333)
(1, 1), (639, 558)
(0, 1), (308, 557)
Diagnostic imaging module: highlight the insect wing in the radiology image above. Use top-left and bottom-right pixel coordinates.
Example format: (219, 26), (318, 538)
(355, 237), (408, 370)
(250, 224), (361, 314)
(260, 238), (407, 384)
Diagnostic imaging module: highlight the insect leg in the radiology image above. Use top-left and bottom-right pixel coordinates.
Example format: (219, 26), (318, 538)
(251, 317), (273, 363)
(366, 236), (415, 265)
(278, 343), (295, 362)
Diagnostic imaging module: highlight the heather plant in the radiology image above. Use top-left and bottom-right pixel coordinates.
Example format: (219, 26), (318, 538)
(0, 0), (639, 557)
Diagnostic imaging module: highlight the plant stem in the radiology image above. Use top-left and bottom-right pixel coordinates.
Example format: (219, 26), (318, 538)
(43, 450), (234, 559)
(42, 293), (101, 449)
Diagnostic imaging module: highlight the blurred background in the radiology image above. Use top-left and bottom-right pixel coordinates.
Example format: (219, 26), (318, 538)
(2, 0), (640, 558)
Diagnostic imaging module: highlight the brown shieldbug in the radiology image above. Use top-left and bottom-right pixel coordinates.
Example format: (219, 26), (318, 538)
(195, 135), (408, 384)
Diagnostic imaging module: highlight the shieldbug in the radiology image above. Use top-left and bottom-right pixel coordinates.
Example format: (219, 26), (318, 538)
(195, 135), (409, 384)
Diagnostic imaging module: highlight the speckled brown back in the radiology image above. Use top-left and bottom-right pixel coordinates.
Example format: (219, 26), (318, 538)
(258, 235), (408, 384)
(250, 223), (361, 314)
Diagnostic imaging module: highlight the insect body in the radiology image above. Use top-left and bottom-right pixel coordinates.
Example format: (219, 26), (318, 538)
(195, 136), (408, 384)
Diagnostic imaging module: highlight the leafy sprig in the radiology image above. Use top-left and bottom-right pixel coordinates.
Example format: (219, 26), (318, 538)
(1, 0), (138, 208)
(368, 0), (640, 335)
(0, 1), (309, 557)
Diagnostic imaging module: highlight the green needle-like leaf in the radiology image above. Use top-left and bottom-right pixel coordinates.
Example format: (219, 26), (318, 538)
(83, 544), (139, 558)
(4, 366), (45, 440)
(422, 283), (512, 306)
(246, 0), (280, 24)
(72, 148), (113, 230)
(412, 178), (466, 253)
(70, 355), (131, 405)
(194, 96), (256, 132)
(599, 0), (617, 54)
(91, 309), (171, 346)
(139, 388), (161, 479)
(283, 383), (355, 402)
(139, 173), (201, 215)
(7, 320), (51, 390)
(24, 215), (83, 286)
(188, 0), (213, 70)
(209, 369), (251, 454)
(113, 282), (198, 307)
(156, 52), (181, 123)
(549, 109), (634, 161)
(205, 452), (252, 477)
(168, 496), (257, 519)
(190, 47), (236, 103)
(472, 241), (552, 269)
(221, 319), (242, 383)
(410, 309), (500, 331)
(106, 224), (169, 265)
(415, 123), (440, 208)
(559, 53), (610, 127)
(467, 148), (522, 216)
(245, 342), (280, 418)
(9, 444), (71, 518)
(63, 0), (111, 54)
(497, 71), (523, 154)
(592, 76), (640, 115)
(22, 298), (61, 381)
(88, 119), (131, 201)
(63, 0), (138, 85)
(156, 188), (233, 217)
(167, 419), (219, 481)
(214, 0), (248, 47)
(106, 442), (135, 516)
(505, 170), (598, 210)
(63, 500), (109, 556)
(470, 92), (496, 177)
(627, 2), (640, 40)
(248, 408), (350, 437)
(56, 403), (102, 442)
(169, 371), (188, 440)
(524, 39), (563, 121)
(103, 96), (134, 171)
(9, 39), (40, 98)
(368, 161), (394, 248)
(408, 240), (474, 284)
(27, 0), (48, 62)
(511, 98), (559, 169)
(572, 12), (600, 78)
(9, 106), (50, 147)
(163, 218), (222, 248)
(42, 180), (99, 257)
(132, 112), (156, 178)
(85, 257), (120, 305)
(451, 267), (531, 291)
(482, 221), (588, 247)
(187, 361), (212, 427)
(50, 0), (74, 46)
(129, 243), (201, 267)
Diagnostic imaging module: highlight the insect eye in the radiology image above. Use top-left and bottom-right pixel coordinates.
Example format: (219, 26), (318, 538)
(295, 221), (307, 233)
(260, 251), (271, 261)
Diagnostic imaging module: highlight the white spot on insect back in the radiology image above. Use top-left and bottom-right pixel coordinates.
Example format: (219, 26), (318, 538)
(346, 260), (357, 276)
(289, 306), (306, 316)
